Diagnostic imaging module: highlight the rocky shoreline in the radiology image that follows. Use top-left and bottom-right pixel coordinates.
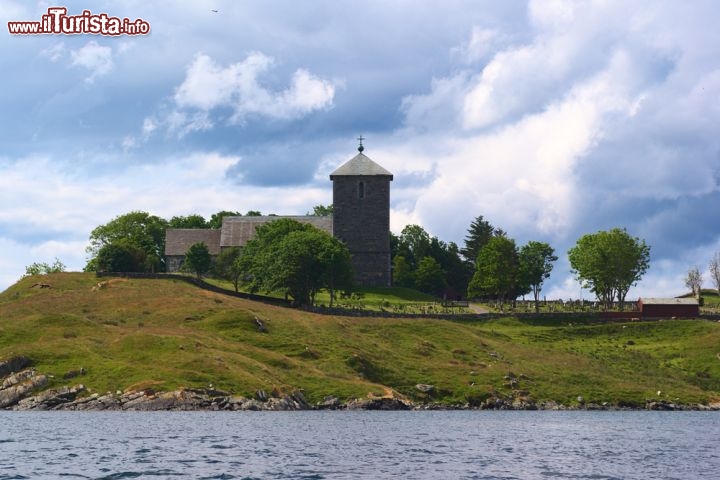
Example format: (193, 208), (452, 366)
(2, 357), (718, 412)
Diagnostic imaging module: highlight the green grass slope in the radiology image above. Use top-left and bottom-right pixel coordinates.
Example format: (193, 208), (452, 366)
(1, 273), (719, 407)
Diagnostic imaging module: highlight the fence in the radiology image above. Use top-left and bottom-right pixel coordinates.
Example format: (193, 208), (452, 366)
(94, 272), (712, 322)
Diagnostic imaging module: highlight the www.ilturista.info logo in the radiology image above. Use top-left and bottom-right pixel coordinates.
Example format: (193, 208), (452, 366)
(8, 7), (150, 35)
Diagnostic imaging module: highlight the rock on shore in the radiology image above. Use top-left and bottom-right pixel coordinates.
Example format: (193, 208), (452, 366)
(1, 357), (718, 412)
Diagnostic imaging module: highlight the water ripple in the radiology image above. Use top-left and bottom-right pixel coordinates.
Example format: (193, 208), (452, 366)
(0, 411), (717, 479)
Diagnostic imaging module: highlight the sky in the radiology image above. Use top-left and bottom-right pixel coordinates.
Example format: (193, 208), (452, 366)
(1, 0), (719, 299)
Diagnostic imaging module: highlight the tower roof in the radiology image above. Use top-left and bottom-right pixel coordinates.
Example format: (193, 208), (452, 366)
(329, 152), (393, 179)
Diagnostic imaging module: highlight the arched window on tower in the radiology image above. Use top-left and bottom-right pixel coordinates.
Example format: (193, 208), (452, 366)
(358, 181), (365, 199)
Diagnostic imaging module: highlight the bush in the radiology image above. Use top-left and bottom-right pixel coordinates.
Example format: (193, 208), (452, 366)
(24, 258), (66, 276)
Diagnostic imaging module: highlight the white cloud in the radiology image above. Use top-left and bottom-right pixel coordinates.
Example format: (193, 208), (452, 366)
(0, 0), (27, 19)
(174, 52), (335, 122)
(142, 117), (158, 138)
(165, 110), (214, 137)
(41, 42), (66, 62)
(528, 0), (577, 30)
(0, 237), (31, 289)
(451, 27), (505, 64)
(70, 41), (114, 83)
(406, 55), (637, 244)
(121, 136), (137, 151)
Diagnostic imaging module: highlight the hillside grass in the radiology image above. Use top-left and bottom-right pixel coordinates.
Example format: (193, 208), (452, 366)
(1, 273), (719, 406)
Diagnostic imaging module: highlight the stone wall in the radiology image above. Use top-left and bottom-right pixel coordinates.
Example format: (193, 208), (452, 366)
(166, 255), (185, 273)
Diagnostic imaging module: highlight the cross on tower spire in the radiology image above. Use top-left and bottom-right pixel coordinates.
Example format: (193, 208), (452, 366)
(357, 135), (365, 153)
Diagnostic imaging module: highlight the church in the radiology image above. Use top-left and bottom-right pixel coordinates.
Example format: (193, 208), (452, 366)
(164, 142), (394, 287)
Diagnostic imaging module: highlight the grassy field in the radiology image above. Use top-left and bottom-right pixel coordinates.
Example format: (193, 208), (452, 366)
(1, 273), (719, 407)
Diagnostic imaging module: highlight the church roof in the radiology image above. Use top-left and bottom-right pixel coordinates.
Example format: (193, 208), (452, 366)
(165, 229), (222, 256)
(639, 298), (699, 306)
(219, 216), (333, 247)
(329, 152), (393, 179)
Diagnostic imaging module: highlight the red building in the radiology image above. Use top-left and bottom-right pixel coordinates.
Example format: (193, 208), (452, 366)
(637, 298), (700, 318)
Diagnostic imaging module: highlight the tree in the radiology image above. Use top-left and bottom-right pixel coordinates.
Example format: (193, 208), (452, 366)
(208, 210), (240, 229)
(246, 210), (262, 217)
(568, 228), (651, 310)
(467, 236), (519, 304)
(25, 258), (66, 276)
(183, 242), (212, 279)
(519, 241), (558, 312)
(414, 256), (446, 295)
(96, 240), (147, 272)
(398, 224), (431, 269)
(391, 227), (469, 295)
(168, 214), (208, 229)
(428, 238), (470, 296)
(392, 255), (415, 288)
(85, 211), (167, 272)
(236, 219), (353, 307)
(710, 252), (720, 295)
(316, 233), (354, 307)
(461, 216), (496, 265)
(685, 266), (702, 297)
(214, 247), (242, 291)
(309, 204), (333, 216)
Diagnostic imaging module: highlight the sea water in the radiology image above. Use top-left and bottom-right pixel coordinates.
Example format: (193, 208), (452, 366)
(0, 410), (717, 479)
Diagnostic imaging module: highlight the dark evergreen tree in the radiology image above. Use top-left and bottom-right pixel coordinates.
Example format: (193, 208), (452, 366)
(461, 216), (496, 265)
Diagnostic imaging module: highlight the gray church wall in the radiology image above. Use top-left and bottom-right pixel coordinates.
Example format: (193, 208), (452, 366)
(333, 175), (391, 286)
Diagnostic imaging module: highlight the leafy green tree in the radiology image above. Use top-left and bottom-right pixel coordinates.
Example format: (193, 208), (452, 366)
(568, 228), (650, 310)
(25, 258), (66, 276)
(309, 204), (333, 216)
(518, 241), (558, 312)
(317, 233), (354, 307)
(96, 240), (147, 272)
(214, 247), (243, 291)
(398, 224), (431, 268)
(392, 255), (415, 288)
(168, 214), (208, 229)
(237, 219), (353, 307)
(428, 238), (470, 296)
(414, 256), (446, 295)
(461, 216), (496, 265)
(183, 242), (212, 279)
(208, 210), (241, 229)
(391, 226), (469, 295)
(467, 236), (519, 304)
(246, 210), (262, 217)
(85, 211), (167, 272)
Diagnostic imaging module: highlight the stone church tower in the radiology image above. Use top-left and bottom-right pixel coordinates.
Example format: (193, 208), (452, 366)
(330, 140), (393, 286)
